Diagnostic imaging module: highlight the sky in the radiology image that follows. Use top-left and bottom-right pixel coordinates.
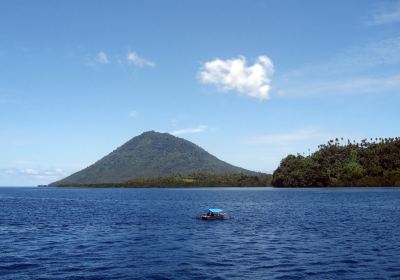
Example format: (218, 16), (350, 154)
(1, 0), (400, 186)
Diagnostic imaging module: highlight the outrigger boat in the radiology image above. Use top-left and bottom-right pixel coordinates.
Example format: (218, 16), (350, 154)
(201, 208), (227, 220)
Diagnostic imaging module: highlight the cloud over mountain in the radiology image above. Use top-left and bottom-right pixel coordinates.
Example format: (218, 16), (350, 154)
(171, 125), (207, 135)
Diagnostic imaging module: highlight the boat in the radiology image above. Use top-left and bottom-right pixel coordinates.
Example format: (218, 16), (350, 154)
(201, 208), (227, 220)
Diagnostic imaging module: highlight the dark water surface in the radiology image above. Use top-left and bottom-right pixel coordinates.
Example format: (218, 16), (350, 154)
(1, 187), (400, 279)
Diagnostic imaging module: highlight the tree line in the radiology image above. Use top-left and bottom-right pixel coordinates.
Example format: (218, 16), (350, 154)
(272, 137), (400, 187)
(57, 173), (272, 188)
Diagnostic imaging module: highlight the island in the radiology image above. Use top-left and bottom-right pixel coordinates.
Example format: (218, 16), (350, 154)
(49, 131), (400, 188)
(51, 131), (272, 187)
(272, 138), (400, 187)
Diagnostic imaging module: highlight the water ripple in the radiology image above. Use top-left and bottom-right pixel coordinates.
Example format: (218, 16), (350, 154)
(0, 187), (400, 279)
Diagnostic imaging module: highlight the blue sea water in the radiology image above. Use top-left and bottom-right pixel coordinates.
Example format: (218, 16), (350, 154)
(1, 187), (400, 279)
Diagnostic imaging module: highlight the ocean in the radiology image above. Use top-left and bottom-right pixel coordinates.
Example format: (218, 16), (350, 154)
(1, 187), (399, 279)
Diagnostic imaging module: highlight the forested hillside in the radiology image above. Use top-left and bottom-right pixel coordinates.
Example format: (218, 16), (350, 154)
(272, 138), (400, 187)
(52, 131), (256, 185)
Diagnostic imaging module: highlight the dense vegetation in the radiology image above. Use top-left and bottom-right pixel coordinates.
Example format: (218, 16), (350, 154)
(272, 138), (400, 187)
(52, 130), (400, 188)
(57, 173), (272, 188)
(52, 131), (255, 185)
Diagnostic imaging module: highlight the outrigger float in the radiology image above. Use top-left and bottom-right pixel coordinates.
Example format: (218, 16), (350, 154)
(201, 208), (227, 220)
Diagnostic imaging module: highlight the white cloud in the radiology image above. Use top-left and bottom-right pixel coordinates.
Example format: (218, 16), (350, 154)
(129, 110), (138, 118)
(335, 37), (400, 69)
(95, 51), (110, 64)
(279, 74), (400, 97)
(281, 36), (400, 80)
(276, 36), (400, 97)
(21, 168), (39, 175)
(87, 50), (155, 69)
(367, 1), (400, 26)
(54, 168), (64, 173)
(1, 167), (66, 179)
(198, 55), (274, 100)
(246, 128), (333, 146)
(127, 52), (155, 68)
(171, 125), (207, 136)
(239, 128), (348, 172)
(330, 74), (400, 93)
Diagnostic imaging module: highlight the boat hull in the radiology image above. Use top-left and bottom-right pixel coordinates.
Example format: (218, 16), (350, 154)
(201, 215), (225, 220)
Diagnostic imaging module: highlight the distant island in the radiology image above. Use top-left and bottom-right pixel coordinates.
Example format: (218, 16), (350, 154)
(51, 131), (271, 187)
(272, 138), (400, 187)
(50, 132), (400, 188)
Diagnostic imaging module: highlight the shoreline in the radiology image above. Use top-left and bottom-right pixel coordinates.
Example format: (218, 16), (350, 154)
(42, 185), (400, 189)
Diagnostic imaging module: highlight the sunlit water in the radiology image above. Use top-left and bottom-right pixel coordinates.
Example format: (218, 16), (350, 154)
(1, 187), (400, 279)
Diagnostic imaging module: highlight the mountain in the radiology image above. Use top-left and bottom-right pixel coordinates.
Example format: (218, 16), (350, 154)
(52, 131), (256, 185)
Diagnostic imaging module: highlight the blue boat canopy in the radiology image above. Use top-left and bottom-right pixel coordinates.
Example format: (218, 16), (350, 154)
(208, 208), (223, 213)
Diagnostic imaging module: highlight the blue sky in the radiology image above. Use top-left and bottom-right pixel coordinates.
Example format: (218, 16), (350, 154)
(1, 0), (400, 185)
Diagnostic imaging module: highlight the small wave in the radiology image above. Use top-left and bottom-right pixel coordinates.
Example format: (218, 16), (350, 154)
(0, 263), (40, 270)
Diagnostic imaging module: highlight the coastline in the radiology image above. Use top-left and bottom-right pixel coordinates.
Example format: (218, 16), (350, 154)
(43, 185), (400, 189)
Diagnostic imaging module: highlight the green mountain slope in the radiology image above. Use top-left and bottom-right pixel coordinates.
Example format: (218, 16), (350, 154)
(52, 131), (256, 185)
